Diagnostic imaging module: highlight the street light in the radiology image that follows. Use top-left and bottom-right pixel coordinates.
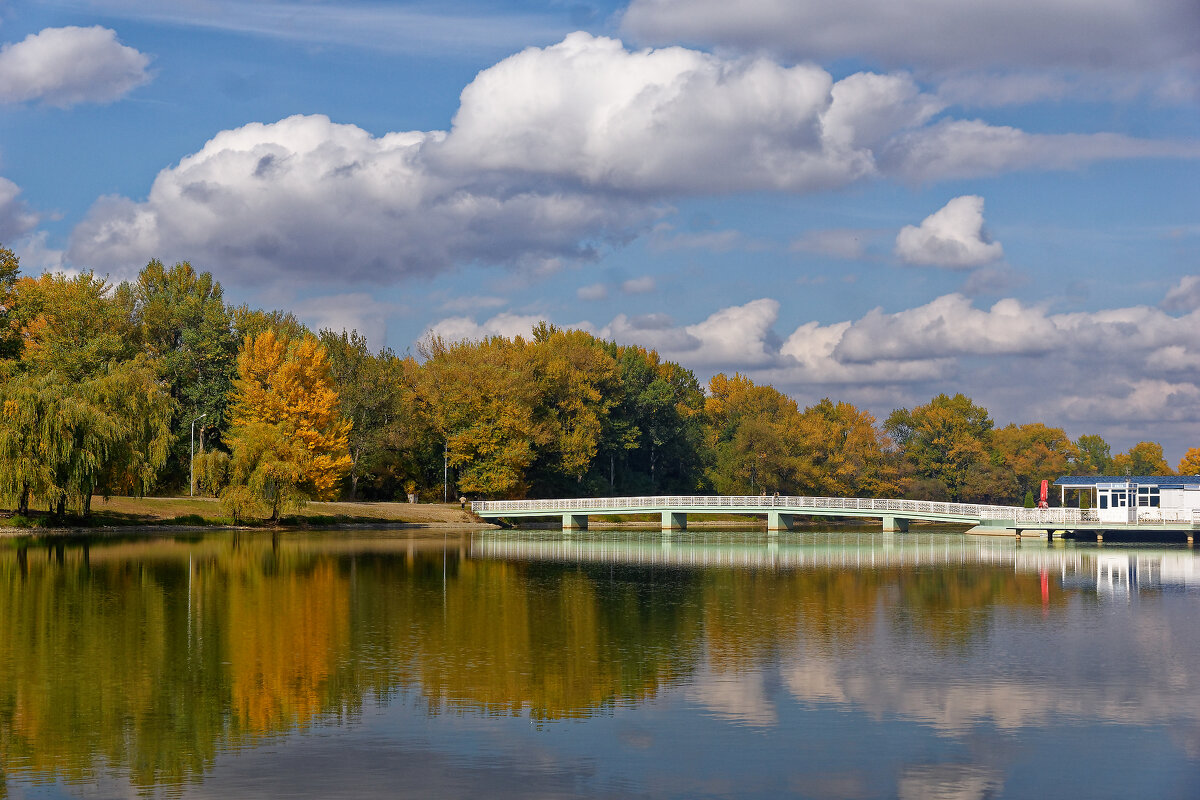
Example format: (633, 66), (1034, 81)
(190, 413), (207, 497)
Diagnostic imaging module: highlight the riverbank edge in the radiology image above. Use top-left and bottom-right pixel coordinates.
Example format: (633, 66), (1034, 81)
(0, 520), (501, 539)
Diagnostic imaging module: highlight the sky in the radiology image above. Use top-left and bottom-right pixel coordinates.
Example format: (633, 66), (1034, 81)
(0, 0), (1198, 462)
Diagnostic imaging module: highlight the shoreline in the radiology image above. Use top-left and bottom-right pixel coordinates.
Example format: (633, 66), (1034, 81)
(0, 520), (500, 539)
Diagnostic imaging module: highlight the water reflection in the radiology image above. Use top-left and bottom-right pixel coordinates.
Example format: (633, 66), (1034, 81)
(0, 530), (1197, 799)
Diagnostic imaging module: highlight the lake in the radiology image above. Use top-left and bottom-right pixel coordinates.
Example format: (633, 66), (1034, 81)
(2, 529), (1198, 799)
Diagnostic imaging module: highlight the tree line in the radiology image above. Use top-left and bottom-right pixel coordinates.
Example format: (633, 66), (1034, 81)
(1, 248), (1197, 519)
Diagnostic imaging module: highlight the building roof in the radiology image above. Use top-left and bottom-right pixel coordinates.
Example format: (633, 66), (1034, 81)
(1055, 475), (1200, 487)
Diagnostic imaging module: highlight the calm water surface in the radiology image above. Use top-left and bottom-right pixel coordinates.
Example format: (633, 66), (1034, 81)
(2, 529), (1199, 799)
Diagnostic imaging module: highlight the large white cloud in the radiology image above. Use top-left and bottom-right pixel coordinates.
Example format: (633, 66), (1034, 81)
(436, 32), (870, 194)
(0, 26), (151, 107)
(67, 113), (649, 281)
(622, 0), (1200, 103)
(895, 196), (1003, 269)
(66, 34), (1200, 282)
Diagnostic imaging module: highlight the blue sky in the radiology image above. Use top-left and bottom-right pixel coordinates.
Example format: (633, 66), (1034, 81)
(1, 0), (1198, 461)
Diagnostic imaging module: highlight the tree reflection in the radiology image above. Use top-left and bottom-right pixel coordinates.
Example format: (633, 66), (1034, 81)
(0, 532), (1101, 795)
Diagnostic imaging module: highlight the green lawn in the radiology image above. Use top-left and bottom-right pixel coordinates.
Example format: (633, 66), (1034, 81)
(2, 495), (484, 530)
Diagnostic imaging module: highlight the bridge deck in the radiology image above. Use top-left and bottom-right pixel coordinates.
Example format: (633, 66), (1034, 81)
(472, 495), (1199, 535)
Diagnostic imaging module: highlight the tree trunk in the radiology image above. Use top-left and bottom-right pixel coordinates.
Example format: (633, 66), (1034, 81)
(17, 483), (29, 516)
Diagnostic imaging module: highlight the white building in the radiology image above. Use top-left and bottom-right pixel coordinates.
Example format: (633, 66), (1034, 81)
(1055, 475), (1200, 524)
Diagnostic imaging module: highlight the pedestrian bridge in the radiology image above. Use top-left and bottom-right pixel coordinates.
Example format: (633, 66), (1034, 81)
(470, 495), (1108, 533)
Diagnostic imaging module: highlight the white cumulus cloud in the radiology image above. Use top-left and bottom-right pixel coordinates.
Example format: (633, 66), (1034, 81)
(1162, 275), (1200, 312)
(622, 0), (1200, 104)
(424, 312), (547, 344)
(0, 177), (39, 241)
(0, 26), (151, 107)
(65, 34), (1199, 285)
(895, 196), (1003, 269)
(67, 113), (648, 282)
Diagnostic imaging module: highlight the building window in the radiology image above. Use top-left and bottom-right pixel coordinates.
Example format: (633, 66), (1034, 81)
(1099, 493), (1108, 509)
(1137, 487), (1160, 507)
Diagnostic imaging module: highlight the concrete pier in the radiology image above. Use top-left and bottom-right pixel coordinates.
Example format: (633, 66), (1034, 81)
(882, 515), (910, 532)
(562, 513), (589, 530)
(661, 511), (687, 531)
(768, 511), (795, 531)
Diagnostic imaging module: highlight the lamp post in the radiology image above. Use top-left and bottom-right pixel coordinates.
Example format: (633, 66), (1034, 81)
(190, 413), (207, 497)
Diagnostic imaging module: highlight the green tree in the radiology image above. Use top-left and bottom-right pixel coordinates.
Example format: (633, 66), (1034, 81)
(607, 346), (704, 494)
(1072, 434), (1113, 475)
(10, 272), (137, 381)
(320, 329), (421, 499)
(131, 260), (237, 490)
(529, 325), (621, 493)
(886, 393), (993, 501)
(231, 305), (310, 344)
(0, 243), (20, 360)
(0, 271), (171, 516)
(704, 373), (805, 495)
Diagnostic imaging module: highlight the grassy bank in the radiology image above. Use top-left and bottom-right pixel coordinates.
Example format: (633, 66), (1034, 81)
(1, 495), (488, 532)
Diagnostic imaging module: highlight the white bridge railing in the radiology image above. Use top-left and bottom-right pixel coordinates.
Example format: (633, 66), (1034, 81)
(472, 495), (1114, 524)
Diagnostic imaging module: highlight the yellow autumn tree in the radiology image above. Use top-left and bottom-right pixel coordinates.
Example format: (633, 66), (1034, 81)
(1178, 447), (1200, 476)
(223, 329), (351, 521)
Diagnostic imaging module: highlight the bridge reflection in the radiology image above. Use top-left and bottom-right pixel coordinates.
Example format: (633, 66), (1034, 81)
(472, 531), (1200, 595)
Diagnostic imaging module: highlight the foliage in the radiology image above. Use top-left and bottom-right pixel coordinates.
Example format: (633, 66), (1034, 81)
(319, 329), (424, 499)
(992, 423), (1078, 500)
(602, 344), (704, 495)
(223, 330), (352, 521)
(1111, 441), (1172, 476)
(0, 247), (1186, 509)
(417, 334), (548, 498)
(797, 398), (899, 497)
(10, 271), (137, 381)
(705, 373), (806, 495)
(1179, 448), (1200, 476)
(886, 393), (993, 501)
(0, 265), (172, 516)
(530, 324), (622, 486)
(194, 449), (232, 496)
(0, 243), (20, 360)
(232, 305), (310, 344)
(132, 260), (237, 490)
(1072, 434), (1113, 475)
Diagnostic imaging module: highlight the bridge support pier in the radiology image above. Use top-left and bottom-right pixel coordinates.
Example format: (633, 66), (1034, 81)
(881, 515), (909, 533)
(768, 511), (795, 532)
(562, 513), (589, 530)
(662, 511), (687, 531)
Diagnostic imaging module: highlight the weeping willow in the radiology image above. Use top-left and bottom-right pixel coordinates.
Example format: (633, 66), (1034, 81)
(0, 360), (172, 517)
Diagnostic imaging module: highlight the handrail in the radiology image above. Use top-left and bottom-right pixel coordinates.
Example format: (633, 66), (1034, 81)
(471, 495), (1121, 524)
